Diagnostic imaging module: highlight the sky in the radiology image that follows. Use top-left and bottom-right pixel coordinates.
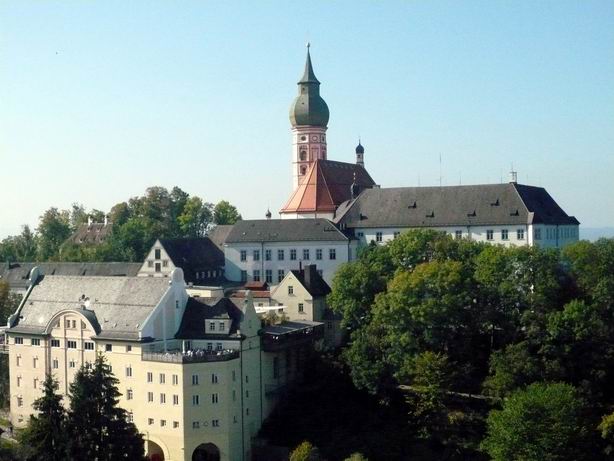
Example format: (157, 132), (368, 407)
(1, 1), (613, 238)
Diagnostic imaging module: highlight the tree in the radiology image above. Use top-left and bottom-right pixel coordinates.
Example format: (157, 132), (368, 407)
(36, 207), (71, 260)
(178, 196), (213, 237)
(0, 281), (20, 408)
(213, 200), (242, 225)
(290, 441), (321, 461)
(18, 374), (67, 461)
(344, 454), (369, 461)
(481, 382), (590, 461)
(66, 355), (146, 461)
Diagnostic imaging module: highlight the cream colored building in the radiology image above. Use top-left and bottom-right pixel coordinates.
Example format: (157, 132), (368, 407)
(5, 267), (322, 461)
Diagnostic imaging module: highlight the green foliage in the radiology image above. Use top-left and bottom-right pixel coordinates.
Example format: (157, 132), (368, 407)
(213, 200), (242, 225)
(598, 411), (614, 455)
(290, 441), (320, 461)
(0, 281), (21, 408)
(481, 382), (590, 461)
(344, 453), (369, 461)
(36, 208), (71, 260)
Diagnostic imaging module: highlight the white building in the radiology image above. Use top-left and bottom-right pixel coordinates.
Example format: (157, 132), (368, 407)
(223, 219), (350, 286)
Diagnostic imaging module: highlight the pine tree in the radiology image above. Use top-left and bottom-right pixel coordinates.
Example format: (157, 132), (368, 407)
(66, 355), (146, 461)
(18, 374), (67, 461)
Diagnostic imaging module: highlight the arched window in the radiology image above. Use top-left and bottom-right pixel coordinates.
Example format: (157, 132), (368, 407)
(299, 150), (307, 161)
(300, 166), (307, 175)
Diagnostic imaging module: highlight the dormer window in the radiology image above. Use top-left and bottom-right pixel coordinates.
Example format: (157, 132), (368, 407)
(209, 322), (216, 331)
(154, 249), (161, 260)
(220, 322), (225, 331)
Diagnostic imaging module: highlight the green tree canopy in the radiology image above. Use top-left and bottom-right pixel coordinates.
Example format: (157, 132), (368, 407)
(213, 200), (242, 225)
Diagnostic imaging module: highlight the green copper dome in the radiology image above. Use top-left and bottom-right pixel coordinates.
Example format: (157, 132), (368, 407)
(289, 47), (330, 127)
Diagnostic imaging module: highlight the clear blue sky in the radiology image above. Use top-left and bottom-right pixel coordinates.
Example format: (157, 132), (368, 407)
(1, 1), (613, 238)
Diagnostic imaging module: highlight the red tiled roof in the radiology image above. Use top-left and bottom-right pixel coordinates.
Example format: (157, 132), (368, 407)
(280, 160), (375, 214)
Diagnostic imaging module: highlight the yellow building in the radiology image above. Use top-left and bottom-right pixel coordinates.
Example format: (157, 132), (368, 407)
(5, 267), (322, 461)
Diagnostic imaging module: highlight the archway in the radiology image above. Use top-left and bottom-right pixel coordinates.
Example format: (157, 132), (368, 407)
(147, 440), (165, 461)
(192, 443), (221, 461)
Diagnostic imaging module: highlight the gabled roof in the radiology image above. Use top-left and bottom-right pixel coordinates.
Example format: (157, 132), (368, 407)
(159, 238), (224, 282)
(280, 160), (375, 215)
(334, 183), (579, 228)
(289, 265), (331, 297)
(207, 225), (234, 250)
(0, 262), (142, 291)
(225, 219), (347, 243)
(67, 222), (113, 245)
(175, 297), (244, 339)
(6, 275), (170, 340)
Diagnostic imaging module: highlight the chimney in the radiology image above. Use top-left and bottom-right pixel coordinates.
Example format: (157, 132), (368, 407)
(304, 264), (317, 288)
(509, 169), (518, 184)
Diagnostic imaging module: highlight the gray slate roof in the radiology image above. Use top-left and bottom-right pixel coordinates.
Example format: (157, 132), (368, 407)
(225, 219), (347, 244)
(159, 238), (224, 284)
(0, 262), (142, 291)
(175, 297), (243, 339)
(207, 225), (234, 249)
(7, 275), (170, 340)
(334, 183), (579, 229)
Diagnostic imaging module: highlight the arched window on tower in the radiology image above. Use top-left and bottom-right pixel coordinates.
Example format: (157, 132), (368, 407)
(300, 166), (307, 175)
(300, 151), (307, 161)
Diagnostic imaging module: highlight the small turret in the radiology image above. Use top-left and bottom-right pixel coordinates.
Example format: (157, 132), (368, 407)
(265, 208), (272, 219)
(355, 140), (365, 167)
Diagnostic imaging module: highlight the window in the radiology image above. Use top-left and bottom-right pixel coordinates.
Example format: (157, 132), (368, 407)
(233, 390), (236, 401)
(160, 393), (166, 404)
(316, 249), (323, 260)
(148, 392), (154, 403)
(212, 393), (219, 404)
(246, 408), (250, 416)
(105, 344), (112, 352)
(290, 249), (297, 260)
(66, 340), (77, 349)
(84, 342), (94, 350)
(517, 229), (525, 240)
(16, 356), (21, 366)
(486, 229), (494, 240)
(376, 232), (383, 242)
(253, 250), (260, 261)
(265, 269), (272, 283)
(253, 270), (260, 282)
(277, 270), (285, 283)
(147, 372), (153, 383)
(302, 249), (310, 260)
(31, 338), (40, 346)
(212, 419), (220, 427)
(277, 249), (285, 260)
(245, 375), (249, 383)
(162, 260), (169, 267)
(240, 250), (247, 262)
(357, 232), (364, 238)
(158, 373), (165, 384)
(154, 248), (161, 259)
(160, 419), (166, 427)
(240, 270), (247, 282)
(534, 228), (542, 240)
(148, 418), (154, 426)
(232, 370), (236, 382)
(192, 395), (200, 406)
(192, 374), (199, 385)
(33, 357), (38, 368)
(216, 342), (223, 351)
(394, 232), (400, 239)
(147, 260), (153, 268)
(173, 394), (179, 405)
(126, 345), (132, 352)
(14, 337), (23, 345)
(288, 285), (294, 295)
(17, 397), (23, 407)
(127, 389), (133, 400)
(155, 262), (161, 272)
(297, 303), (305, 314)
(209, 322), (216, 331)
(455, 230), (462, 240)
(173, 421), (179, 429)
(69, 359), (76, 368)
(501, 229), (509, 240)
(192, 421), (200, 429)
(126, 366), (132, 377)
(172, 374), (178, 385)
(329, 248), (336, 260)
(16, 376), (21, 387)
(51, 339), (60, 348)
(127, 412), (134, 423)
(207, 342), (213, 351)
(219, 321), (225, 331)
(211, 373), (218, 384)
(52, 359), (59, 369)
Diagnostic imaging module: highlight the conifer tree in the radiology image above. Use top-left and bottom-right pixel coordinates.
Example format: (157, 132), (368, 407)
(18, 374), (67, 461)
(66, 355), (146, 461)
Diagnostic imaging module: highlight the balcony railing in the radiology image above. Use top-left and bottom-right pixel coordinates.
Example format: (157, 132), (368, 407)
(142, 349), (239, 364)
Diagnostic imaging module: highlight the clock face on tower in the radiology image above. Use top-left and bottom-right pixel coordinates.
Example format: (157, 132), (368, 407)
(311, 135), (318, 141)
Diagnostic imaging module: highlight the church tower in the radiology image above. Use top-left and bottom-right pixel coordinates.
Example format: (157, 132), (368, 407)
(289, 44), (330, 190)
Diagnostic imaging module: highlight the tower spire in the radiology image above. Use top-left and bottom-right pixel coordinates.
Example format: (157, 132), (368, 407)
(299, 42), (320, 84)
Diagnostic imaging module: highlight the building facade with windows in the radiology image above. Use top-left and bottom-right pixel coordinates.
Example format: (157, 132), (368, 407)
(223, 219), (350, 285)
(4, 267), (322, 461)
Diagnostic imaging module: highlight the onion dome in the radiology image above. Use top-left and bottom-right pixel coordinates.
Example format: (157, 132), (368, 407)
(289, 45), (330, 127)
(355, 142), (364, 154)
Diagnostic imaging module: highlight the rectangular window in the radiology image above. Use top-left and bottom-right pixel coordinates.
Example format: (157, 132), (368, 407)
(240, 250), (247, 262)
(265, 269), (272, 283)
(316, 249), (322, 260)
(105, 344), (112, 352)
(127, 412), (134, 423)
(172, 374), (178, 385)
(277, 269), (285, 283)
(147, 260), (154, 268)
(288, 285), (294, 295)
(67, 340), (77, 349)
(240, 270), (247, 282)
(126, 366), (132, 377)
(148, 418), (154, 426)
(147, 372), (153, 383)
(357, 231), (364, 237)
(209, 321), (215, 331)
(455, 230), (462, 240)
(162, 260), (169, 267)
(127, 389), (133, 400)
(265, 249), (272, 261)
(126, 345), (132, 352)
(212, 419), (219, 427)
(14, 337), (23, 345)
(290, 249), (297, 260)
(33, 357), (38, 368)
(51, 339), (60, 348)
(154, 248), (161, 259)
(16, 356), (21, 366)
(277, 249), (285, 261)
(219, 321), (225, 331)
(212, 393), (219, 404)
(253, 250), (260, 261)
(16, 376), (21, 387)
(192, 395), (200, 406)
(376, 232), (383, 242)
(534, 228), (542, 240)
(329, 248), (336, 260)
(303, 249), (310, 260)
(212, 373), (218, 384)
(216, 342), (222, 351)
(31, 338), (40, 346)
(298, 303), (304, 313)
(192, 374), (199, 385)
(159, 373), (165, 384)
(253, 270), (260, 282)
(155, 263), (161, 272)
(192, 421), (200, 429)
(160, 393), (166, 404)
(232, 370), (236, 382)
(173, 394), (179, 405)
(207, 342), (213, 351)
(501, 229), (509, 240)
(84, 342), (94, 350)
(17, 397), (23, 407)
(160, 419), (166, 427)
(147, 392), (154, 403)
(173, 421), (179, 428)
(486, 230), (494, 240)
(52, 359), (59, 369)
(68, 359), (76, 368)
(517, 229), (525, 240)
